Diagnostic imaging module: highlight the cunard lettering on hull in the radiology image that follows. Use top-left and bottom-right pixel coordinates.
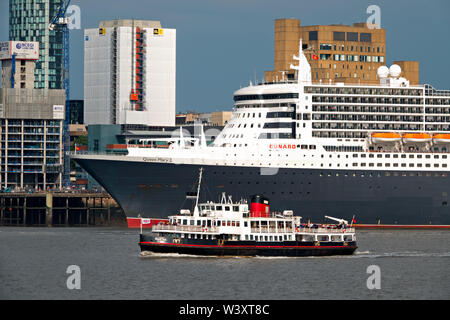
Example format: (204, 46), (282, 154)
(269, 144), (297, 150)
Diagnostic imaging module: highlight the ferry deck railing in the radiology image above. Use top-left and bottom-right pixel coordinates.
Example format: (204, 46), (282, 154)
(251, 227), (355, 234)
(152, 224), (219, 233)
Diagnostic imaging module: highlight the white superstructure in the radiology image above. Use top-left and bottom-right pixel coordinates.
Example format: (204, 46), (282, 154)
(84, 20), (176, 126)
(119, 40), (450, 174)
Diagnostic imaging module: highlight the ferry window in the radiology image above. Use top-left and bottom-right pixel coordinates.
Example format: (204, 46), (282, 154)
(401, 155), (406, 158)
(409, 155), (414, 159)
(369, 154), (374, 158)
(232, 221), (235, 227)
(222, 221), (226, 226)
(216, 206), (222, 210)
(434, 155), (439, 159)
(233, 206), (239, 212)
(393, 154), (398, 158)
(224, 206), (230, 211)
(236, 222), (240, 227)
(426, 155), (431, 159)
(183, 219), (187, 225)
(227, 221), (231, 226)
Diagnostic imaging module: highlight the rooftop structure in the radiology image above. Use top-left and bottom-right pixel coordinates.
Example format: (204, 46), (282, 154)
(84, 19), (176, 127)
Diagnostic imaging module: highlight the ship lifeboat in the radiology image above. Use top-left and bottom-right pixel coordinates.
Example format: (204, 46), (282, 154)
(432, 133), (450, 144)
(371, 132), (401, 143)
(402, 133), (432, 143)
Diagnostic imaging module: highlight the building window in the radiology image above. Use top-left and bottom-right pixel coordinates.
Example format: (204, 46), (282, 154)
(360, 33), (372, 42)
(333, 31), (345, 41)
(347, 32), (358, 41)
(309, 31), (318, 41)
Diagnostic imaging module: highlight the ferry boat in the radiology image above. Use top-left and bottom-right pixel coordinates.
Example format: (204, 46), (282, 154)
(139, 169), (357, 257)
(72, 39), (450, 228)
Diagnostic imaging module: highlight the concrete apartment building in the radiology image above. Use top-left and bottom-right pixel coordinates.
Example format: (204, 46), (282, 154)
(0, 41), (65, 190)
(265, 19), (419, 85)
(84, 19), (176, 127)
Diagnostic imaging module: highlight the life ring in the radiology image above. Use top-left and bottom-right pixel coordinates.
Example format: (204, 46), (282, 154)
(343, 242), (348, 246)
(314, 241), (320, 246)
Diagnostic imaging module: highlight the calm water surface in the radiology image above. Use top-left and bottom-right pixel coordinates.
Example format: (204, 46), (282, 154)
(1, 227), (449, 299)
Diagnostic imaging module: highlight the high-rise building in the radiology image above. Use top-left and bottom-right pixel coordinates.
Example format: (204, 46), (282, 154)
(9, 0), (65, 89)
(265, 19), (419, 85)
(1, 45), (65, 190)
(84, 19), (176, 127)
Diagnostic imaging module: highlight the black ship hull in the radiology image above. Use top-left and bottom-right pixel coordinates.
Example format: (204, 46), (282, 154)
(74, 158), (450, 225)
(139, 234), (357, 257)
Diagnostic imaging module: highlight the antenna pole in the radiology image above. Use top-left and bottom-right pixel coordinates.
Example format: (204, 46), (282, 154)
(195, 167), (203, 209)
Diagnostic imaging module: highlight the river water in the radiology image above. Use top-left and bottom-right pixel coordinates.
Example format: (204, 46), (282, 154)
(1, 227), (449, 300)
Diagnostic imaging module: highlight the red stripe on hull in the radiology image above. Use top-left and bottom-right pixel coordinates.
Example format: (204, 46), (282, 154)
(127, 218), (169, 229)
(354, 224), (450, 229)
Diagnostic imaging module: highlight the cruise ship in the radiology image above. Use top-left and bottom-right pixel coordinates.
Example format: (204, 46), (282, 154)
(72, 41), (450, 228)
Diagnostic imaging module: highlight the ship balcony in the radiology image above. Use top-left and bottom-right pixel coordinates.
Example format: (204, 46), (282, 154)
(152, 224), (219, 234)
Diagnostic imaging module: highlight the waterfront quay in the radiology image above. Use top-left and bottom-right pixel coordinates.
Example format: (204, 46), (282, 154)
(0, 191), (126, 227)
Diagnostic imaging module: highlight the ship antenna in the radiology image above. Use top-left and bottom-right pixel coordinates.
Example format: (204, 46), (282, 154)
(193, 167), (203, 217)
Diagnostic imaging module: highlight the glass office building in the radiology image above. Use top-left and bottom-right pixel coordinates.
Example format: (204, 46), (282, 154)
(9, 0), (64, 89)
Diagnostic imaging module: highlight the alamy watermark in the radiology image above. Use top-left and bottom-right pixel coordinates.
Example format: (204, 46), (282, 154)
(366, 265), (381, 290)
(66, 265), (81, 290)
(67, 5), (81, 30)
(366, 5), (381, 29)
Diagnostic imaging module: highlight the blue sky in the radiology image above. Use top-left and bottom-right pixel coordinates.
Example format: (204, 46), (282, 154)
(1, 0), (449, 113)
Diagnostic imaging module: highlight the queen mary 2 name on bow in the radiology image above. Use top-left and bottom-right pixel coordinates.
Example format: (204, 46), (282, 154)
(269, 144), (297, 150)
